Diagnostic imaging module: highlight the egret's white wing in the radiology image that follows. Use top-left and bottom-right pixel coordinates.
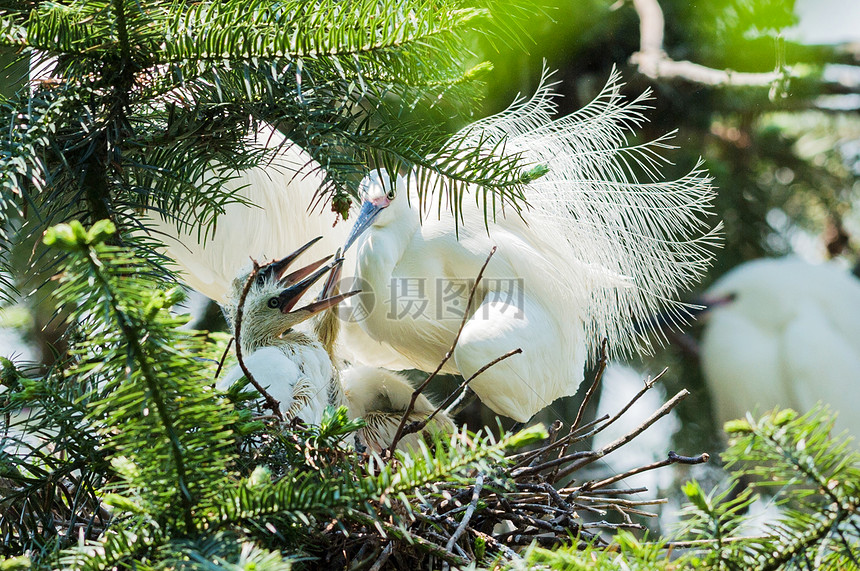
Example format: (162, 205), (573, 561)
(146, 125), (351, 303)
(219, 346), (329, 425)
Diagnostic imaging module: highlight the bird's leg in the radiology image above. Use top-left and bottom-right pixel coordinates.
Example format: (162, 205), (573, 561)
(443, 386), (477, 417)
(509, 421), (526, 433)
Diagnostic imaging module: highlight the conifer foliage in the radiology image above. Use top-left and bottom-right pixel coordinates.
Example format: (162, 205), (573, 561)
(1, 1), (858, 569)
(0, 0), (535, 293)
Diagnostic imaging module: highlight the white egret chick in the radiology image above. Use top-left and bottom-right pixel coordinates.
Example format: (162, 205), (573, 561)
(219, 239), (455, 450)
(219, 238), (357, 424)
(342, 70), (720, 422)
(342, 366), (456, 453)
(700, 257), (860, 440)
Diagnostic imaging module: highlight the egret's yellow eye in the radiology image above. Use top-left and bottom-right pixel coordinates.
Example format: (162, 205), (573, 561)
(387, 189), (396, 200)
(267, 297), (281, 309)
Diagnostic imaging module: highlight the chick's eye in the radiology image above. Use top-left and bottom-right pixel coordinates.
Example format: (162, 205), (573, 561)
(266, 297), (280, 309)
(386, 189), (396, 200)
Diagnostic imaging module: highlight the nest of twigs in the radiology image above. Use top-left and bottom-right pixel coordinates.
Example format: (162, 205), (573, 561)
(310, 348), (708, 571)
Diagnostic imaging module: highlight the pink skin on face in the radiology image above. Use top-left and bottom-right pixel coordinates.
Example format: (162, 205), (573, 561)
(369, 195), (390, 209)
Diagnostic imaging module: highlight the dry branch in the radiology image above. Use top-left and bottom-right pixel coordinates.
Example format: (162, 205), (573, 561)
(630, 0), (789, 87)
(234, 258), (282, 419)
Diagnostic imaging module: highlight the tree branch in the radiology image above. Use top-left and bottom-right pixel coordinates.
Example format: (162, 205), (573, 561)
(234, 259), (282, 420)
(630, 0), (789, 87)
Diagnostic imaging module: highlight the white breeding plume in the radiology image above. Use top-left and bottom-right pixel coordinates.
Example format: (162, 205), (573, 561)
(146, 123), (351, 304)
(700, 257), (860, 440)
(342, 69), (721, 422)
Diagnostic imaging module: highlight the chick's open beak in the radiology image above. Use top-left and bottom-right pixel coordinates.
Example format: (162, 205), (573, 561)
(256, 236), (323, 285)
(277, 263), (335, 314)
(278, 257), (360, 317)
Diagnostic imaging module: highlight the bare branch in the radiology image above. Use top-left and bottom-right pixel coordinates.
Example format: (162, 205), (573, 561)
(442, 473), (484, 571)
(214, 337), (234, 379)
(553, 388), (690, 481)
(630, 0), (788, 87)
(368, 543), (393, 571)
(590, 450), (710, 490)
(403, 348), (522, 441)
(385, 247), (497, 457)
(572, 339), (608, 431)
(234, 259), (282, 420)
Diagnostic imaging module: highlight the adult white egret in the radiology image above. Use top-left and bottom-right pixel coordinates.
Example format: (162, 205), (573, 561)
(218, 239), (455, 450)
(699, 257), (860, 440)
(342, 69), (720, 422)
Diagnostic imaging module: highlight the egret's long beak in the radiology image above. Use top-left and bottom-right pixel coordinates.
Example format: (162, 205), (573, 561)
(343, 200), (386, 252)
(277, 257), (361, 317)
(295, 289), (361, 317)
(279, 255), (332, 286)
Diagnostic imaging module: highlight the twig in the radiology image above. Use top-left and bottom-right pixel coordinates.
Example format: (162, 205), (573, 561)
(234, 259), (282, 420)
(551, 340), (608, 480)
(630, 0), (789, 87)
(385, 247), (497, 457)
(509, 414), (610, 469)
(442, 473), (484, 571)
(368, 543), (393, 571)
(658, 536), (772, 549)
(581, 368), (667, 445)
(553, 388), (690, 482)
(511, 451), (598, 478)
(406, 348), (522, 440)
(523, 420), (563, 469)
(348, 511), (470, 568)
(571, 339), (608, 431)
(467, 527), (522, 562)
(590, 450), (709, 490)
(214, 337), (234, 379)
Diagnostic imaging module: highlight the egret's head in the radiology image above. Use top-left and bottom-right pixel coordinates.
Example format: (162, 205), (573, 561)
(343, 168), (407, 251)
(225, 237), (357, 343)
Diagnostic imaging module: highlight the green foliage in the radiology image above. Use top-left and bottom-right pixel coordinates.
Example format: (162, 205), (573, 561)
(0, 0), (539, 298)
(674, 406), (860, 571)
(4, 221), (859, 569)
(510, 405), (860, 570)
(3, 1), (858, 569)
(520, 531), (677, 570)
(1, 221), (543, 568)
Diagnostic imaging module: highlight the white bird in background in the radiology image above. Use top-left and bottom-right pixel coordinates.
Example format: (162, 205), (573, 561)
(218, 239), (455, 451)
(342, 69), (721, 423)
(699, 257), (860, 440)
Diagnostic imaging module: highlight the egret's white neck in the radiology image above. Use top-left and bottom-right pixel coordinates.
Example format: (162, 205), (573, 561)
(361, 200), (420, 270)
